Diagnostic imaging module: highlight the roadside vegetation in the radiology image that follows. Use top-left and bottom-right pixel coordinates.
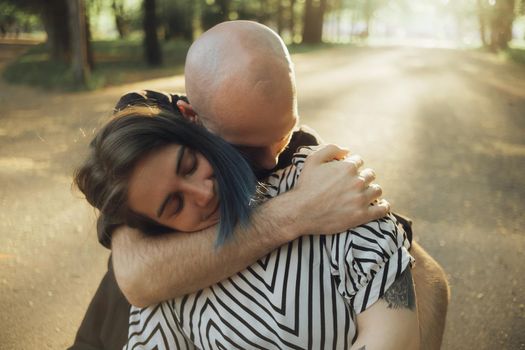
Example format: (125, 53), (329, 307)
(3, 39), (189, 90)
(506, 45), (525, 65)
(1, 0), (524, 90)
(2, 39), (347, 91)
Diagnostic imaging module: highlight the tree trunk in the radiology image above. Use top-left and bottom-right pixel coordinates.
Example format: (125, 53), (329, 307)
(277, 0), (284, 35)
(112, 0), (128, 39)
(258, 0), (269, 23)
(290, 0), (296, 41)
(115, 16), (126, 39)
(350, 9), (358, 40)
(302, 0), (327, 44)
(143, 0), (162, 66)
(41, 0), (71, 62)
(477, 0), (488, 46)
(68, 0), (90, 86)
(489, 0), (515, 51)
(85, 10), (94, 69)
(363, 0), (373, 38)
(216, 0), (231, 22)
(182, 0), (195, 41)
(303, 0), (314, 43)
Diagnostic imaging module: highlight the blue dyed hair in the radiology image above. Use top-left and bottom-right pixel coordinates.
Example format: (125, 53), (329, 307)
(75, 106), (257, 246)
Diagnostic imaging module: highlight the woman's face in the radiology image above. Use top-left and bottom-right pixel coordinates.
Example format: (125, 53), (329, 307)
(127, 144), (220, 232)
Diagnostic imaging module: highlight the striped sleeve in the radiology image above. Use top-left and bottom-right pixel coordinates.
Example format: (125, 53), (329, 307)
(328, 214), (414, 314)
(126, 303), (195, 349)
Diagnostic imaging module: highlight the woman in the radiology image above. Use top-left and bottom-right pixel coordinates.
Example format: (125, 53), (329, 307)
(75, 104), (419, 350)
(75, 104), (258, 246)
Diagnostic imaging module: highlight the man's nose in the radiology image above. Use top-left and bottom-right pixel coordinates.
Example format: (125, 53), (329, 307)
(186, 179), (214, 207)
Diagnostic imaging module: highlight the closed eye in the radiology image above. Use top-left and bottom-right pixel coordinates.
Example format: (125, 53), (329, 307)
(170, 193), (183, 217)
(186, 150), (198, 175)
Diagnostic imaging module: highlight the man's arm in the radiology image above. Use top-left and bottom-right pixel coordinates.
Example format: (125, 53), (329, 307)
(350, 268), (420, 350)
(112, 145), (390, 307)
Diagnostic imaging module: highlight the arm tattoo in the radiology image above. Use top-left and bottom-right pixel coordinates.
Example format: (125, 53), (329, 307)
(382, 268), (416, 311)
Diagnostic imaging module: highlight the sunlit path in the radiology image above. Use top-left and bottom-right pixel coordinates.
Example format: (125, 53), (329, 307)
(296, 45), (525, 349)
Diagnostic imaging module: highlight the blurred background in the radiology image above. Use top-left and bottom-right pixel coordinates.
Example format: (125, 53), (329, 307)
(0, 0), (524, 349)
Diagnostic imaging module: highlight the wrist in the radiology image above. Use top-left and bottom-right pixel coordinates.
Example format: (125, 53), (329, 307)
(257, 190), (304, 242)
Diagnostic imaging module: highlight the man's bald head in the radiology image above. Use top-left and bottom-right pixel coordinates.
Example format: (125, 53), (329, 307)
(184, 21), (298, 166)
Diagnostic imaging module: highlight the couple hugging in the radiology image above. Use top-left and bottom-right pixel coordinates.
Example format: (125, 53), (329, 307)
(70, 21), (449, 350)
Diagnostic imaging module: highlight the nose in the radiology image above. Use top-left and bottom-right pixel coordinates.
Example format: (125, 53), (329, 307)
(186, 178), (214, 207)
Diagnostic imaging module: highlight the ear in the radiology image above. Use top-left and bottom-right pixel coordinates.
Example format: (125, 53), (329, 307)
(176, 100), (200, 124)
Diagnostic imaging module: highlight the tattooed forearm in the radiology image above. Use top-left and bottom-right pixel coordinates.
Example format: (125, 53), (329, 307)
(382, 268), (416, 311)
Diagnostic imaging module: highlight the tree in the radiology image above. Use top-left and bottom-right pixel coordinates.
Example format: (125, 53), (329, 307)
(290, 0), (297, 40)
(519, 0), (525, 14)
(201, 0), (231, 30)
(143, 0), (162, 66)
(275, 0), (298, 41)
(158, 0), (195, 41)
(489, 0), (515, 50)
(277, 0), (285, 35)
(517, 0), (525, 39)
(0, 2), (41, 37)
(41, 0), (71, 62)
(217, 0), (232, 20)
(112, 0), (130, 38)
(69, 0), (90, 85)
(360, 0), (389, 38)
(477, 0), (517, 50)
(302, 0), (328, 43)
(1, 0), (92, 64)
(477, 0), (489, 46)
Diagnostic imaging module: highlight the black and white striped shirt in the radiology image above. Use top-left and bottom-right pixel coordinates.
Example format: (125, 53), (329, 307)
(125, 147), (414, 350)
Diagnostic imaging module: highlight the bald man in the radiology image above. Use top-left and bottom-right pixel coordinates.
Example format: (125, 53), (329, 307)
(70, 21), (448, 350)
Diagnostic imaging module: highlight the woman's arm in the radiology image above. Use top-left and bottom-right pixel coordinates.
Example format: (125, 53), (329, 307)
(351, 268), (420, 350)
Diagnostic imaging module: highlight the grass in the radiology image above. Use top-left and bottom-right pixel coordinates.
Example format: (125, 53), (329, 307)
(3, 38), (346, 91)
(288, 42), (345, 54)
(505, 47), (525, 65)
(2, 39), (191, 91)
(18, 38), (518, 91)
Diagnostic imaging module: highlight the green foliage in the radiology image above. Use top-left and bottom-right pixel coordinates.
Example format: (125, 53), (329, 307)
(235, 0), (264, 20)
(143, 0), (162, 66)
(200, 0), (231, 30)
(3, 39), (190, 90)
(505, 47), (525, 64)
(288, 41), (342, 53)
(3, 47), (73, 87)
(158, 0), (195, 40)
(517, 0), (525, 14)
(0, 0), (39, 13)
(2, 37), (345, 91)
(0, 1), (42, 32)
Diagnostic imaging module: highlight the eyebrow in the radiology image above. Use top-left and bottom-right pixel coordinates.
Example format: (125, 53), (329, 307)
(156, 146), (186, 218)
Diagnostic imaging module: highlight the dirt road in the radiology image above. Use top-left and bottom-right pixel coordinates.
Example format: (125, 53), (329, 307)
(1, 44), (524, 349)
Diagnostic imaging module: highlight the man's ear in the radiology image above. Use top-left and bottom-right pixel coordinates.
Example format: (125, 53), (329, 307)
(176, 100), (200, 124)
